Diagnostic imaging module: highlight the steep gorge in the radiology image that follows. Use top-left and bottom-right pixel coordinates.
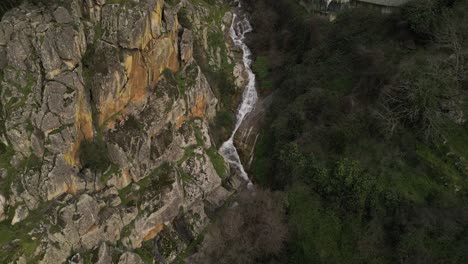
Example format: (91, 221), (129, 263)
(0, 0), (252, 263)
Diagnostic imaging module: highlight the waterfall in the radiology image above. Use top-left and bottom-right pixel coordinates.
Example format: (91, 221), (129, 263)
(219, 12), (257, 187)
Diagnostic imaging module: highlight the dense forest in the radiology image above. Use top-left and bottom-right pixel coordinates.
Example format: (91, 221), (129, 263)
(239, 0), (468, 263)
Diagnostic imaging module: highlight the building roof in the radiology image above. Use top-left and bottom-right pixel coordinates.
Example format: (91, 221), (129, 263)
(356, 0), (411, 7)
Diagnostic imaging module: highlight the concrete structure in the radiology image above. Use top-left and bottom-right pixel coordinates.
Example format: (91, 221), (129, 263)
(353, 0), (412, 14)
(298, 0), (412, 15)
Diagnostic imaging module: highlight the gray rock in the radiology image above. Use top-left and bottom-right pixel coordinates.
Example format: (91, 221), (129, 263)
(164, 8), (177, 32)
(40, 30), (62, 75)
(40, 232), (72, 264)
(0, 0), (235, 261)
(118, 252), (145, 264)
(75, 194), (101, 235)
(0, 194), (6, 222)
(180, 29), (193, 64)
(11, 205), (29, 225)
(41, 155), (74, 200)
(53, 7), (73, 24)
(96, 243), (113, 264)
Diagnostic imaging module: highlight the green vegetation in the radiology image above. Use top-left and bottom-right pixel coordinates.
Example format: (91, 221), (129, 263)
(177, 8), (191, 29)
(134, 239), (156, 263)
(162, 65), (198, 101)
(174, 233), (205, 264)
(119, 163), (174, 207)
(0, 201), (59, 263)
(79, 137), (114, 173)
(212, 110), (236, 145)
(122, 115), (144, 132)
(183, 0), (236, 145)
(252, 56), (272, 91)
(159, 232), (178, 258)
(1, 69), (37, 113)
(0, 144), (42, 198)
(206, 147), (228, 179)
(245, 0), (468, 263)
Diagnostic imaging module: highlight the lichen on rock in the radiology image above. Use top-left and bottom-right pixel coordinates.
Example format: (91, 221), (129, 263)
(0, 0), (239, 263)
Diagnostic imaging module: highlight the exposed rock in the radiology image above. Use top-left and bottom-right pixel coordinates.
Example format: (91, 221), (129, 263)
(11, 205), (29, 225)
(0, 194), (6, 222)
(0, 0), (238, 262)
(118, 252), (145, 264)
(40, 232), (72, 264)
(180, 29), (193, 64)
(233, 62), (247, 88)
(53, 7), (73, 24)
(95, 242), (113, 264)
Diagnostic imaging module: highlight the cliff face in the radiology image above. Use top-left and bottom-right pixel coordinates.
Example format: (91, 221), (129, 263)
(0, 0), (238, 262)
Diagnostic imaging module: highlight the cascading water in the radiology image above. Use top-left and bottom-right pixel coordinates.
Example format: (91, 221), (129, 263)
(219, 12), (257, 187)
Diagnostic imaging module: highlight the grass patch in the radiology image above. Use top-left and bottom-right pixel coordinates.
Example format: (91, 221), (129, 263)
(0, 201), (58, 262)
(177, 167), (193, 183)
(119, 163), (174, 207)
(177, 146), (198, 165)
(206, 147), (228, 179)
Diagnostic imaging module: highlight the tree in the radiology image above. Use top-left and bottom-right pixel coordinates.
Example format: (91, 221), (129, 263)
(401, 0), (438, 38)
(192, 189), (288, 264)
(376, 58), (459, 140)
(435, 9), (465, 82)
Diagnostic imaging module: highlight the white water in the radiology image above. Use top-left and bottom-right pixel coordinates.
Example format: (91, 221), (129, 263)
(219, 12), (257, 187)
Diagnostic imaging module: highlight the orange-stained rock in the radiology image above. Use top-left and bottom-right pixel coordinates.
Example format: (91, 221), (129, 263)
(98, 33), (179, 127)
(191, 95), (207, 118)
(65, 83), (95, 166)
(175, 95), (208, 128)
(96, 0), (180, 127)
(143, 223), (165, 241)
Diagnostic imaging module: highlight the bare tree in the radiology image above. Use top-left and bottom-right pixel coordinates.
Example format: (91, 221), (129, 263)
(192, 189), (288, 264)
(435, 10), (465, 83)
(375, 58), (460, 140)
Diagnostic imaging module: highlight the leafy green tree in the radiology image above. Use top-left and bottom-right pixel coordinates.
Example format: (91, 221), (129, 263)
(401, 0), (438, 38)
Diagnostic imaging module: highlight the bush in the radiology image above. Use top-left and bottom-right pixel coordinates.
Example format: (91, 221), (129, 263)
(178, 8), (191, 29)
(206, 147), (228, 179)
(79, 139), (113, 172)
(401, 0), (438, 37)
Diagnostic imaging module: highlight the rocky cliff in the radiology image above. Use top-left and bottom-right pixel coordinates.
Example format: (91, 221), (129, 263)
(0, 0), (241, 263)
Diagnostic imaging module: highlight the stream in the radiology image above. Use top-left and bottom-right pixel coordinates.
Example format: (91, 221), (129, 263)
(219, 9), (257, 187)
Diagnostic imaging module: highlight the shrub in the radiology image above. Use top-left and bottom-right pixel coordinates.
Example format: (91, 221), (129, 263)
(401, 0), (438, 37)
(79, 139), (113, 172)
(178, 8), (191, 29)
(206, 147), (228, 179)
